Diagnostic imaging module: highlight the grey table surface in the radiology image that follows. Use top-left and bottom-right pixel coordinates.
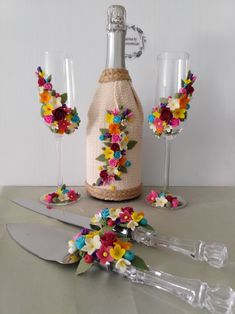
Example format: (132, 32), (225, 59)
(0, 186), (235, 314)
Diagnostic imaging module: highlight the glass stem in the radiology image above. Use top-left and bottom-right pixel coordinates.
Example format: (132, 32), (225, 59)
(55, 134), (63, 188)
(163, 138), (171, 192)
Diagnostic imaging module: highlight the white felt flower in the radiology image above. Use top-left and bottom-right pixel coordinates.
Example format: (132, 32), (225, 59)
(91, 212), (102, 225)
(68, 240), (77, 254)
(109, 208), (121, 221)
(115, 258), (131, 273)
(82, 235), (101, 255)
(167, 98), (180, 111)
(127, 220), (138, 231)
(155, 196), (168, 207)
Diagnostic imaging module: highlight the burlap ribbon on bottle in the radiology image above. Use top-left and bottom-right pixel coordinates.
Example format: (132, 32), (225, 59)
(86, 68), (143, 201)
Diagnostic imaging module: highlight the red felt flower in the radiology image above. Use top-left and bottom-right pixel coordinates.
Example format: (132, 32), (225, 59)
(111, 143), (120, 152)
(84, 254), (94, 264)
(122, 207), (134, 214)
(53, 107), (67, 121)
(38, 77), (45, 87)
(100, 170), (108, 180)
(68, 190), (78, 201)
(96, 245), (113, 265)
(100, 231), (117, 247)
(160, 108), (173, 123)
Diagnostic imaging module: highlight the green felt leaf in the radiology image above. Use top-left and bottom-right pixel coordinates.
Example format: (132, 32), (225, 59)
(47, 74), (52, 82)
(143, 224), (155, 231)
(119, 223), (128, 228)
(118, 166), (127, 173)
(103, 142), (111, 147)
(76, 258), (92, 275)
(60, 93), (67, 104)
(114, 175), (122, 181)
(90, 224), (101, 231)
(100, 226), (113, 233)
(96, 154), (106, 162)
(100, 128), (109, 135)
(61, 184), (66, 190)
(127, 140), (137, 150)
(160, 97), (168, 104)
(51, 90), (56, 96)
(175, 93), (181, 99)
(132, 255), (149, 271)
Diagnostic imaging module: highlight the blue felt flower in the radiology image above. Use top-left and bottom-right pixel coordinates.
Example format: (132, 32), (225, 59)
(158, 192), (165, 197)
(101, 208), (110, 219)
(72, 114), (80, 123)
(75, 236), (85, 250)
(139, 218), (148, 226)
(114, 151), (121, 159)
(99, 134), (105, 141)
(62, 189), (69, 194)
(125, 161), (131, 167)
(148, 114), (155, 123)
(113, 116), (121, 123)
(124, 250), (135, 261)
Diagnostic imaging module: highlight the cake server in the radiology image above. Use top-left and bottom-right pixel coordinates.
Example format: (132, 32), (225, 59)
(7, 222), (235, 314)
(12, 198), (228, 268)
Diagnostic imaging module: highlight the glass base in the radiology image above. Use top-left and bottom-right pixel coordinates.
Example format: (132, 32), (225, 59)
(40, 192), (81, 206)
(145, 191), (187, 210)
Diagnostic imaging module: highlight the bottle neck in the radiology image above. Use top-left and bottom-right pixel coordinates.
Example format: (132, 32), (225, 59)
(105, 30), (126, 69)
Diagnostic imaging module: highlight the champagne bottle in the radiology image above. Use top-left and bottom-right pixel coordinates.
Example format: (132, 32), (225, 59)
(86, 5), (143, 201)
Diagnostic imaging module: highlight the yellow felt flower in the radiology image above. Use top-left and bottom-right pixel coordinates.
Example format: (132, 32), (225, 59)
(98, 166), (103, 171)
(114, 239), (132, 251)
(104, 147), (114, 160)
(131, 211), (144, 222)
(85, 230), (100, 239)
(106, 113), (114, 123)
(110, 244), (126, 260)
(56, 188), (63, 195)
(153, 111), (161, 118)
(42, 104), (54, 116)
(66, 114), (72, 122)
(110, 185), (116, 191)
(173, 108), (186, 119)
(184, 79), (191, 85)
(123, 136), (129, 143)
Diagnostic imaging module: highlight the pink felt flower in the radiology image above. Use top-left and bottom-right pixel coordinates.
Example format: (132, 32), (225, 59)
(43, 83), (52, 90)
(96, 245), (113, 265)
(73, 232), (82, 240)
(113, 108), (120, 115)
(44, 115), (53, 124)
(172, 198), (180, 208)
(45, 194), (53, 203)
(119, 211), (132, 223)
(146, 190), (158, 203)
(179, 87), (187, 94)
(170, 118), (180, 127)
(112, 134), (121, 143)
(109, 158), (118, 167)
(154, 118), (163, 127)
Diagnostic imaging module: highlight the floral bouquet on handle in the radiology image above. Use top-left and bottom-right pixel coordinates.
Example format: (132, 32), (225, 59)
(68, 228), (148, 275)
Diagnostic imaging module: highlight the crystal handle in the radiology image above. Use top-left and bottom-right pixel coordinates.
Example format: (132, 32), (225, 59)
(113, 266), (235, 313)
(131, 227), (228, 268)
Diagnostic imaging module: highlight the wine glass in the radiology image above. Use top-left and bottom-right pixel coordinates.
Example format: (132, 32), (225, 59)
(36, 51), (81, 206)
(146, 52), (196, 209)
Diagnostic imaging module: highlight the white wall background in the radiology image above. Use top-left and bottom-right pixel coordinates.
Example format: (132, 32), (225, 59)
(0, 0), (234, 186)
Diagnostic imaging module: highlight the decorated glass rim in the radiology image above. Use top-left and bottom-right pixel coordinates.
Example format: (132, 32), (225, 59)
(157, 51), (190, 60)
